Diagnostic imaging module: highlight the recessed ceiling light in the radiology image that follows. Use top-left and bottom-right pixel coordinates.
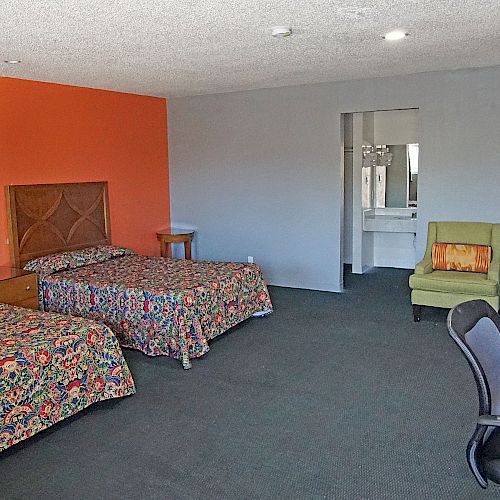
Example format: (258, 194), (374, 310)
(383, 30), (408, 41)
(4, 59), (21, 64)
(272, 26), (292, 38)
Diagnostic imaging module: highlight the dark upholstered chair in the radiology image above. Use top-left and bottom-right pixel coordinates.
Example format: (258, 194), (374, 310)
(447, 300), (500, 488)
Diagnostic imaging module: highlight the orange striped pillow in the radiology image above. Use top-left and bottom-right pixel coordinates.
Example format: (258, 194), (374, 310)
(432, 243), (492, 273)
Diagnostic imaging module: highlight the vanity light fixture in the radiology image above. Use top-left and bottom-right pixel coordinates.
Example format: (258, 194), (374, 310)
(4, 59), (21, 64)
(383, 30), (408, 41)
(272, 26), (292, 37)
(362, 145), (393, 167)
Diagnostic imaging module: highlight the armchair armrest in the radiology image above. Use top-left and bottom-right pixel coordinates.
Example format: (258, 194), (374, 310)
(478, 414), (500, 427)
(487, 261), (500, 283)
(489, 224), (500, 282)
(414, 257), (433, 275)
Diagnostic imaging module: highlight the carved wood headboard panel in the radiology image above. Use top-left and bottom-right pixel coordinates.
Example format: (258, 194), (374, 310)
(6, 182), (111, 268)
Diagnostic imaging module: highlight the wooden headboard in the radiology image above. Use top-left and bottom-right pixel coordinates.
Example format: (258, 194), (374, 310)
(6, 182), (111, 268)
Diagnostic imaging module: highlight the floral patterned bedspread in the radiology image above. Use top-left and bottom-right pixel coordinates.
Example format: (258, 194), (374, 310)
(0, 304), (135, 452)
(41, 256), (273, 369)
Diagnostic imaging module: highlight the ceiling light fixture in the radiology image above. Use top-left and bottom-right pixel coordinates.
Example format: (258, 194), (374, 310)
(4, 59), (21, 64)
(383, 30), (408, 41)
(272, 26), (292, 38)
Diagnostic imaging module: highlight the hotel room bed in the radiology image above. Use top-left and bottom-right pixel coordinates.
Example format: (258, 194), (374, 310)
(26, 247), (272, 369)
(0, 303), (135, 452)
(7, 181), (273, 369)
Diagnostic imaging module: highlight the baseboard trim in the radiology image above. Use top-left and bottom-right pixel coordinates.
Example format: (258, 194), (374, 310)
(266, 278), (342, 293)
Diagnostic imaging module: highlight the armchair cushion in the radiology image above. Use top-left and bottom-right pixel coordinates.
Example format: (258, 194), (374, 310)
(410, 270), (498, 296)
(431, 242), (492, 273)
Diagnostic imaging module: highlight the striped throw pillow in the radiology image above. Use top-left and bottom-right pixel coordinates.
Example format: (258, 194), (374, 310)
(432, 243), (492, 273)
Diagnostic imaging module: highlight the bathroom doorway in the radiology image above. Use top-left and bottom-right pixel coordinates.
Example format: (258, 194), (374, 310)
(342, 108), (419, 284)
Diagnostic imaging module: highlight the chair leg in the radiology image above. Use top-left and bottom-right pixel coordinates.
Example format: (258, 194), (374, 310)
(467, 427), (488, 488)
(413, 305), (422, 322)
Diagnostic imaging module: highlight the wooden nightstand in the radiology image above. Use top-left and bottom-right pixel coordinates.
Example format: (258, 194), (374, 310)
(156, 228), (195, 259)
(0, 267), (39, 310)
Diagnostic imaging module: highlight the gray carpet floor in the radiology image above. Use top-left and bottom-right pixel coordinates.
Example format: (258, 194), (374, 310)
(1, 267), (499, 499)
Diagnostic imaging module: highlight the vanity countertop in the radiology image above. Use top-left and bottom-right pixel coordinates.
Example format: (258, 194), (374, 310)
(363, 208), (417, 233)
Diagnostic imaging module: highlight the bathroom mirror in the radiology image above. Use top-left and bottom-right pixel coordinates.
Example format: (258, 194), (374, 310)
(369, 143), (418, 208)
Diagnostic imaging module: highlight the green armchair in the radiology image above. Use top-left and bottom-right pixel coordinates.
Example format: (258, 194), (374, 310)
(409, 221), (500, 321)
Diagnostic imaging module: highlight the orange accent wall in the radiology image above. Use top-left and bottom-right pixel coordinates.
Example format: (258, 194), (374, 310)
(0, 77), (170, 267)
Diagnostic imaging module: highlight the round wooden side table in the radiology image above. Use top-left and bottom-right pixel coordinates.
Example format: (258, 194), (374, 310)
(156, 228), (195, 259)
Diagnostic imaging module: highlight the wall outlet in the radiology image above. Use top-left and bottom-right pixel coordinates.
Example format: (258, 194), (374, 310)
(247, 256), (254, 264)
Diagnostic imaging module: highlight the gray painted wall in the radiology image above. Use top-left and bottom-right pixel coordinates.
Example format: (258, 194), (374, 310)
(374, 109), (418, 145)
(168, 87), (340, 291)
(168, 65), (500, 292)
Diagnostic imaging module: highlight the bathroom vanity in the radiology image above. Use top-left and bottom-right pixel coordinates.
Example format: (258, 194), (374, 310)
(363, 207), (417, 233)
(362, 207), (417, 269)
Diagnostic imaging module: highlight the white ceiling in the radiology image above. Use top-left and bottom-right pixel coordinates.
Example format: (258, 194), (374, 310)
(2, 0), (500, 98)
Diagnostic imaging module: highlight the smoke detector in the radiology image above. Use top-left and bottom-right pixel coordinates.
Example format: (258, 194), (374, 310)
(272, 26), (292, 37)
